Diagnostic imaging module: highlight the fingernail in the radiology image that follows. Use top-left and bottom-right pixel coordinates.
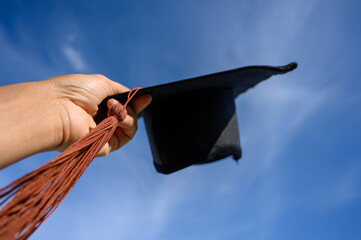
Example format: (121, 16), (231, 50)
(107, 98), (120, 107)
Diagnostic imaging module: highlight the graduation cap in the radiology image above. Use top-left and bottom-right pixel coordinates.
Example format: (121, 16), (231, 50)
(0, 62), (297, 239)
(97, 62), (297, 174)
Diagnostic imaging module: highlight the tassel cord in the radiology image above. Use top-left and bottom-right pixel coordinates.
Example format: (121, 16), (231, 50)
(0, 89), (140, 240)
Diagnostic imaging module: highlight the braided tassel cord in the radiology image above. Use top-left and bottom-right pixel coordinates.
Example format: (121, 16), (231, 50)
(0, 102), (127, 240)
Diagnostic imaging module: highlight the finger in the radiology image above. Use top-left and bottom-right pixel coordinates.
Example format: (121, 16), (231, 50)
(130, 94), (152, 115)
(103, 77), (130, 96)
(97, 127), (132, 157)
(97, 142), (111, 157)
(88, 114), (97, 129)
(106, 98), (120, 109)
(97, 99), (137, 157)
(97, 99), (123, 157)
(88, 74), (130, 100)
(116, 106), (137, 141)
(110, 128), (133, 151)
(107, 98), (137, 132)
(97, 93), (150, 157)
(108, 100), (138, 149)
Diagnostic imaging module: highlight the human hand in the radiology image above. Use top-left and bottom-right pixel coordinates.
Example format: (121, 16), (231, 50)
(45, 74), (152, 156)
(0, 74), (151, 168)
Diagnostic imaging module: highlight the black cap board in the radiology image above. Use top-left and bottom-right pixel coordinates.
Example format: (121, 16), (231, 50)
(97, 62), (297, 174)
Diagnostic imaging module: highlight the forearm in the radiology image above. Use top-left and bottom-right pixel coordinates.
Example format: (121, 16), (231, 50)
(0, 81), (62, 168)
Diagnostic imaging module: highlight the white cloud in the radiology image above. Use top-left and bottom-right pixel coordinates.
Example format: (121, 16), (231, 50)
(62, 45), (86, 72)
(3, 0), (358, 239)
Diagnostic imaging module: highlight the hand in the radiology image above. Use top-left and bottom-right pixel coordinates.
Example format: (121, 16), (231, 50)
(0, 74), (151, 168)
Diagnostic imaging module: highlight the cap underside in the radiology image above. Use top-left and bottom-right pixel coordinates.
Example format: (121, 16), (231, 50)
(95, 62), (297, 174)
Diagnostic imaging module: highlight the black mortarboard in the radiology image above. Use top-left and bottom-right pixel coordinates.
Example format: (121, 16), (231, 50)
(97, 62), (297, 174)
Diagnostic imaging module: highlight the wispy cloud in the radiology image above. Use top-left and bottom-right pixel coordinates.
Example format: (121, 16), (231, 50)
(243, 81), (332, 169)
(62, 45), (86, 72)
(2, 0), (360, 239)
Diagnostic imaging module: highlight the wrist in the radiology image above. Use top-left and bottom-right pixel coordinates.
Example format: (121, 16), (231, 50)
(30, 80), (65, 152)
(0, 80), (63, 167)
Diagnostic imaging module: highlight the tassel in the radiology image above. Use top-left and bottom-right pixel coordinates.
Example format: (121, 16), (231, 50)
(0, 88), (140, 240)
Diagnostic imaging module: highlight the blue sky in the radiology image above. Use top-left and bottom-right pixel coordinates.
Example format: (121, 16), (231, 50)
(1, 0), (361, 239)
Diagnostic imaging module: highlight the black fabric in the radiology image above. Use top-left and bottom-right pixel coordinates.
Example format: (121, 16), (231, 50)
(143, 88), (241, 174)
(97, 62), (297, 174)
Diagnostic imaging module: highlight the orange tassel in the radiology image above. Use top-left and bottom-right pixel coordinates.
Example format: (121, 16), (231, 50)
(0, 88), (140, 240)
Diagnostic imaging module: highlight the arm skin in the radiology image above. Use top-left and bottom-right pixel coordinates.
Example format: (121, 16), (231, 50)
(0, 74), (152, 169)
